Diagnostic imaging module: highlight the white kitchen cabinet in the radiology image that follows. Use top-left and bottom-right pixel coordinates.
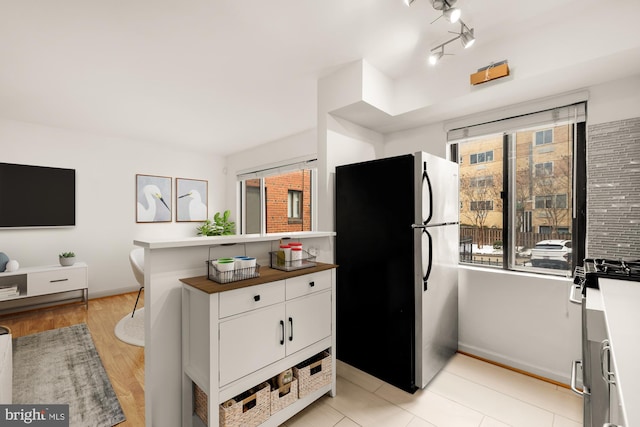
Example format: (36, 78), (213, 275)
(219, 303), (286, 386)
(181, 264), (336, 427)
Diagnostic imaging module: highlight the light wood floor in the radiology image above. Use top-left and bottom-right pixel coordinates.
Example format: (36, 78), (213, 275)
(0, 292), (145, 426)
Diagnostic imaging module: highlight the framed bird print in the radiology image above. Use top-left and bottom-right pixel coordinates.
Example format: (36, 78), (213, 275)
(136, 174), (172, 223)
(176, 178), (208, 222)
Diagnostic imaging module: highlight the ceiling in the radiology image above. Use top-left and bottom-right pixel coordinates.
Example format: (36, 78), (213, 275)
(1, 0), (639, 156)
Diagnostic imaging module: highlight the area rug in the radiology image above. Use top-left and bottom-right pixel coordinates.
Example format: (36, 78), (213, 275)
(12, 323), (126, 427)
(114, 307), (145, 347)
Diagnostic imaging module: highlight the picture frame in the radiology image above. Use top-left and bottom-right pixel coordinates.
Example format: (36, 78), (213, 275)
(176, 178), (208, 222)
(136, 174), (172, 223)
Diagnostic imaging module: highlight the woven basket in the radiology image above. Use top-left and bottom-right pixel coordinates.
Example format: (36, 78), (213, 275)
(270, 377), (298, 414)
(293, 351), (332, 398)
(193, 382), (208, 425)
(219, 382), (271, 427)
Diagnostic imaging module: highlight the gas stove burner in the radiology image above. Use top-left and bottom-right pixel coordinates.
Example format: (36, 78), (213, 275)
(582, 258), (640, 286)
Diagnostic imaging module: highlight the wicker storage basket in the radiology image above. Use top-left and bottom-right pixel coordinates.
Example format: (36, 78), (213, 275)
(193, 382), (208, 425)
(219, 382), (271, 427)
(270, 377), (298, 414)
(293, 351), (332, 398)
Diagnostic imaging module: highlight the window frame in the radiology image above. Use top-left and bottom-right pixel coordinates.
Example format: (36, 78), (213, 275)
(449, 103), (586, 277)
(237, 158), (317, 235)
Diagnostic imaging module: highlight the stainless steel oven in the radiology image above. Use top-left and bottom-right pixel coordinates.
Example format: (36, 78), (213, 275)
(570, 266), (608, 427)
(570, 259), (640, 427)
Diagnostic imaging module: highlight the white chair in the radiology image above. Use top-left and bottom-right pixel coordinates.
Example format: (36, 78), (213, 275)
(129, 248), (144, 318)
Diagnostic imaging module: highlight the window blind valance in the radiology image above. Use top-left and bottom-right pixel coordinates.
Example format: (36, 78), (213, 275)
(237, 157), (318, 181)
(447, 102), (586, 141)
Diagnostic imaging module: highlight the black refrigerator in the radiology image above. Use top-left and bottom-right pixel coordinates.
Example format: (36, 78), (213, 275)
(335, 152), (459, 393)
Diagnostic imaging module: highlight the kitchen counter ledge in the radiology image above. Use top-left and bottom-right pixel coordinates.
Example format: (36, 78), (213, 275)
(180, 262), (338, 294)
(134, 231), (335, 250)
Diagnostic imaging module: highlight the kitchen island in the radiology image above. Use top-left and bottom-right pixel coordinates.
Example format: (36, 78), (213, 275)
(133, 232), (335, 427)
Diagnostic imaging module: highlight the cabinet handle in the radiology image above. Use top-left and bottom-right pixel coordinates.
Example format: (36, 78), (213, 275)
(600, 339), (616, 385)
(50, 278), (69, 283)
(309, 281), (315, 287)
(254, 295), (260, 302)
(288, 317), (293, 342)
(279, 320), (285, 345)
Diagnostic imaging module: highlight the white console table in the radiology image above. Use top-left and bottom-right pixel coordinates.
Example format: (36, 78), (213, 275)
(0, 263), (88, 313)
(0, 329), (11, 404)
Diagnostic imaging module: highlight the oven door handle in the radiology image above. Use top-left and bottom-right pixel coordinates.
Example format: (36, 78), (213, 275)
(568, 283), (582, 305)
(600, 339), (616, 385)
(570, 360), (585, 396)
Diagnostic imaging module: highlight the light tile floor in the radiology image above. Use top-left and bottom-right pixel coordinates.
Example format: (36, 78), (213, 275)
(282, 354), (582, 427)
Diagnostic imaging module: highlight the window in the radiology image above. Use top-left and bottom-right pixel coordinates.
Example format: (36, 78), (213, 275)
(238, 159), (316, 234)
(470, 150), (494, 164)
(449, 103), (586, 276)
(288, 190), (302, 219)
(470, 176), (494, 187)
(535, 129), (553, 145)
(535, 162), (553, 176)
(470, 200), (494, 211)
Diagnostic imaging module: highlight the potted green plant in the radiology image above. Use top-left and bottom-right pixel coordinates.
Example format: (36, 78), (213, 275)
(196, 210), (236, 236)
(59, 251), (76, 267)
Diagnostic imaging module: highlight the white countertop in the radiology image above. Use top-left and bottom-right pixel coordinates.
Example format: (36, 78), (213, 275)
(134, 231), (336, 249)
(599, 278), (640, 427)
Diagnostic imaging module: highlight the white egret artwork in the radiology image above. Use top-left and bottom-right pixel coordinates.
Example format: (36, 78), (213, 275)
(136, 174), (172, 222)
(176, 178), (208, 222)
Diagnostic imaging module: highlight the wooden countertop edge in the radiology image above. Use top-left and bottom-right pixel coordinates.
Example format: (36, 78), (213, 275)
(180, 262), (338, 294)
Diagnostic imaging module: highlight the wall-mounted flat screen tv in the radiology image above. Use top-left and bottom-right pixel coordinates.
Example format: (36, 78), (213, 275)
(0, 162), (76, 228)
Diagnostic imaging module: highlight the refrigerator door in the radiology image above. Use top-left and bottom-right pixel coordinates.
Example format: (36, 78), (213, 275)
(413, 152), (459, 389)
(414, 223), (459, 388)
(417, 152), (459, 225)
(336, 154), (418, 393)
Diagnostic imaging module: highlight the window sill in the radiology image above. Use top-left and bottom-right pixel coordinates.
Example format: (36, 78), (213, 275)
(459, 263), (573, 283)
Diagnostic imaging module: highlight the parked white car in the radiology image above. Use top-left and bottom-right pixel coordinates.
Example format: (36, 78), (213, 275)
(530, 239), (572, 270)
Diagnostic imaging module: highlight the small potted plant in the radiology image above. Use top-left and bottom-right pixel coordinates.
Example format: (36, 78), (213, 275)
(59, 251), (76, 267)
(196, 210), (236, 236)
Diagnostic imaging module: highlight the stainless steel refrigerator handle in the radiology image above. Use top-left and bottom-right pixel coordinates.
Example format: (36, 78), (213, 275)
(422, 167), (433, 225)
(600, 339), (616, 385)
(423, 230), (433, 290)
(568, 283), (582, 305)
(570, 360), (585, 396)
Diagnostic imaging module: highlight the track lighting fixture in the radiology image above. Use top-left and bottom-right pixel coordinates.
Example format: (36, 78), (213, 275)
(404, 0), (476, 64)
(428, 20), (475, 65)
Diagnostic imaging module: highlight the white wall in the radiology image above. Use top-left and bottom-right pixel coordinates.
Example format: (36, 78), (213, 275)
(0, 118), (225, 297)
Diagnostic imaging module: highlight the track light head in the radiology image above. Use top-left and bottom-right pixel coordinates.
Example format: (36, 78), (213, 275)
(443, 7), (461, 23)
(461, 26), (475, 48)
(428, 49), (444, 65)
(404, 0), (416, 6)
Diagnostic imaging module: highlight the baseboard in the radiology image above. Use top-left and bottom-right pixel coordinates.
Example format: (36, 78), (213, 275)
(457, 343), (571, 388)
(89, 286), (140, 299)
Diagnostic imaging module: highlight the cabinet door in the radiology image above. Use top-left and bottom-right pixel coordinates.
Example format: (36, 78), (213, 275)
(219, 304), (285, 386)
(286, 290), (332, 355)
